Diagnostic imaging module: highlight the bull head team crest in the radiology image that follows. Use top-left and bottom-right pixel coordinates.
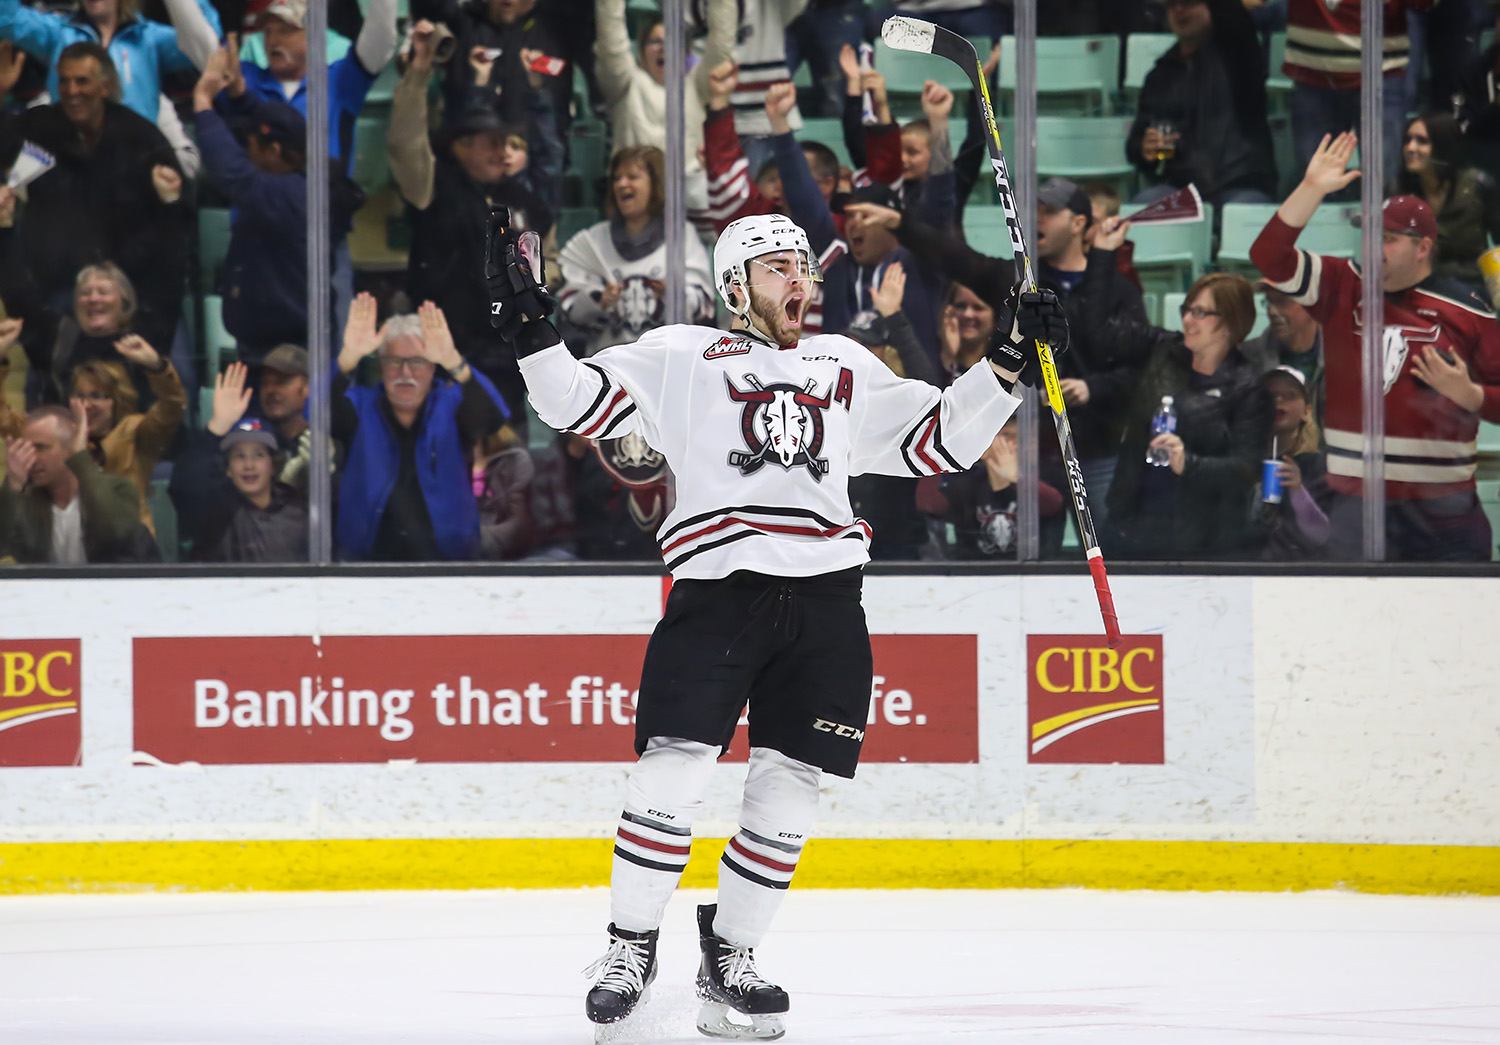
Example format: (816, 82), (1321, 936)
(725, 374), (831, 480)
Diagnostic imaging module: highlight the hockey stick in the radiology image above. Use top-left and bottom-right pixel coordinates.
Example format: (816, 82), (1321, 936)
(881, 16), (1122, 646)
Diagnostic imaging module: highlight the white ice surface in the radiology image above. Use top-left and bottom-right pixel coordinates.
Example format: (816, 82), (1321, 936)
(1, 888), (1498, 1043)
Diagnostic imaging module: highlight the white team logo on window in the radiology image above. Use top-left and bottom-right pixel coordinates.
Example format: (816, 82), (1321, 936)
(615, 277), (663, 334)
(1381, 322), (1441, 394)
(725, 374), (831, 481)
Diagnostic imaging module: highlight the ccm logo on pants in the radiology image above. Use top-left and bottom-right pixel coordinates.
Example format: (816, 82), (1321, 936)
(813, 718), (865, 741)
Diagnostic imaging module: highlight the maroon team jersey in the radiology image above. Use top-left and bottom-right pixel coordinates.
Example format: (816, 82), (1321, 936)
(1284, 1), (1434, 90)
(1252, 214), (1500, 500)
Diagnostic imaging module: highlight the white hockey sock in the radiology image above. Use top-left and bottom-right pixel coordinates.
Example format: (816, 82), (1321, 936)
(714, 747), (821, 948)
(610, 736), (719, 933)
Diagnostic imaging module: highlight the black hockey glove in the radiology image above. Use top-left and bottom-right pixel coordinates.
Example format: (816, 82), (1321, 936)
(485, 206), (557, 347)
(987, 281), (1070, 388)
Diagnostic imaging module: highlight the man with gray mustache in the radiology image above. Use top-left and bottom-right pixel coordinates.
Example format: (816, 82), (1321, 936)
(331, 294), (509, 561)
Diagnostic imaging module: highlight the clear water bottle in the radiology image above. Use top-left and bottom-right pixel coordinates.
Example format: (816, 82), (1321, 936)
(1145, 395), (1177, 467)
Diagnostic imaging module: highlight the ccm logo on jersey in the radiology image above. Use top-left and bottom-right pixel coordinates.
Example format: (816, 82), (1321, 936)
(704, 336), (753, 359)
(813, 718), (865, 742)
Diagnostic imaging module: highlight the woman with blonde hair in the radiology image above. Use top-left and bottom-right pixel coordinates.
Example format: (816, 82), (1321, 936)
(1106, 271), (1273, 559)
(39, 261), (157, 403)
(69, 332), (185, 534)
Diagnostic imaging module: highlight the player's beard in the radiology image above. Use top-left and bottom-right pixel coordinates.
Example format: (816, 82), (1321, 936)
(747, 285), (808, 347)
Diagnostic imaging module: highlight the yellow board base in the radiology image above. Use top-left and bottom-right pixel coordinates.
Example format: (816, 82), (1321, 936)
(1, 839), (1496, 896)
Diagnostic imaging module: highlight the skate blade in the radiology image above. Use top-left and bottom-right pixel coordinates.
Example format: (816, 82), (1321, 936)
(695, 1000), (786, 1041)
(592, 987), (652, 1043)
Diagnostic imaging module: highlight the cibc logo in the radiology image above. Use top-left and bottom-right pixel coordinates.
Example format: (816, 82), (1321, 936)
(1026, 635), (1162, 764)
(0, 640), (82, 766)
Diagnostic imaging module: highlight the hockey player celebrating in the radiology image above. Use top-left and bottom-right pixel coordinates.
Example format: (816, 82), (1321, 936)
(484, 208), (1068, 1040)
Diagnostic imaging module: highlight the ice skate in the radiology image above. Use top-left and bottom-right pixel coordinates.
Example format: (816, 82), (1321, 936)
(583, 923), (658, 1040)
(694, 904), (788, 1041)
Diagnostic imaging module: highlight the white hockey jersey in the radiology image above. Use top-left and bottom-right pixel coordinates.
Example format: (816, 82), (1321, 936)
(558, 221), (716, 356)
(519, 325), (1022, 579)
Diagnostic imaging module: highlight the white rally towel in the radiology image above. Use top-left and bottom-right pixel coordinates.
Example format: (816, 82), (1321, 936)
(7, 141), (56, 190)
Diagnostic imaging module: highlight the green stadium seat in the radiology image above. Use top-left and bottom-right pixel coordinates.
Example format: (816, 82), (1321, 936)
(197, 386), (215, 429)
(797, 117), (852, 168)
(1248, 296), (1270, 339)
(1218, 202), (1361, 269)
(364, 60), (400, 108)
(1162, 291), (1186, 332)
(1161, 290), (1269, 338)
(874, 36), (976, 96)
(1121, 202), (1213, 293)
(350, 114), (391, 195)
(1141, 291), (1160, 326)
(1035, 116), (1135, 185)
(198, 207), (231, 291)
(1122, 33), (1174, 98)
(357, 0), (408, 19)
(1266, 31), (1292, 113)
(568, 128), (610, 206)
(1478, 477), (1500, 561)
(557, 206), (600, 247)
(200, 295), (235, 377)
(996, 35), (1119, 115)
(1270, 112), (1296, 195)
(1299, 209), (1363, 258)
(148, 477), (178, 564)
(1481, 422), (1500, 453)
(964, 118), (1015, 204)
(962, 205), (1015, 258)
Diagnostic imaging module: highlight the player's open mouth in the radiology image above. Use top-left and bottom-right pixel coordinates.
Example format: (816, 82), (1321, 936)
(783, 296), (803, 324)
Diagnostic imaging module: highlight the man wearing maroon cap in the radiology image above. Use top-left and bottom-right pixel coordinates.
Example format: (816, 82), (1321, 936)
(1251, 131), (1500, 561)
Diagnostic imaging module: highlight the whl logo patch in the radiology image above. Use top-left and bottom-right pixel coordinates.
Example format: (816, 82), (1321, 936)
(0, 640), (82, 767)
(1026, 635), (1162, 764)
(704, 335), (753, 359)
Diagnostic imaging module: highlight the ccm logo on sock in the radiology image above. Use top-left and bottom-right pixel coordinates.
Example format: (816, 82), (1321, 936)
(812, 718), (865, 741)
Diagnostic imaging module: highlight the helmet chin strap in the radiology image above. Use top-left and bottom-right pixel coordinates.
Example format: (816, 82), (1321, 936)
(728, 278), (785, 347)
(745, 310), (783, 346)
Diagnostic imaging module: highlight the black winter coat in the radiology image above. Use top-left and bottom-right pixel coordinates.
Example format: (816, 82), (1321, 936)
(895, 214), (1148, 459)
(169, 428), (309, 563)
(1124, 0), (1277, 203)
(0, 101), (188, 352)
(406, 158), (553, 371)
(410, 0), (572, 132)
(1107, 327), (1272, 559)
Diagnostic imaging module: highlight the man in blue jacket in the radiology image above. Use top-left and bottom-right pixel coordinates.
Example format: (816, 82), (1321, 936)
(169, 0), (397, 173)
(332, 293), (509, 562)
(191, 43), (361, 367)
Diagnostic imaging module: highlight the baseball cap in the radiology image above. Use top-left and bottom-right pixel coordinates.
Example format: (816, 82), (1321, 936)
(247, 102), (306, 151)
(220, 418), (277, 454)
(1381, 195), (1438, 240)
(845, 184), (902, 212)
(261, 343), (307, 377)
(1264, 364), (1309, 394)
(443, 105), (508, 140)
(1036, 177), (1093, 226)
(265, 0), (306, 29)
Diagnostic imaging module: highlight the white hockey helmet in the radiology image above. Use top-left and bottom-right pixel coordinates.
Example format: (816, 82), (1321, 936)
(713, 213), (821, 319)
